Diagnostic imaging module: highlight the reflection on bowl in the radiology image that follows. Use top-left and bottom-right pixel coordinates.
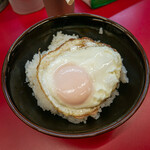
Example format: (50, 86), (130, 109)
(1, 14), (149, 138)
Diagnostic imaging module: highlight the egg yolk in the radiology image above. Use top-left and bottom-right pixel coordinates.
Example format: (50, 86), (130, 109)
(54, 64), (92, 105)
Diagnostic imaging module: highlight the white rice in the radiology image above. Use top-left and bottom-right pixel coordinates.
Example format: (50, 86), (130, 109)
(25, 31), (129, 124)
(99, 27), (103, 35)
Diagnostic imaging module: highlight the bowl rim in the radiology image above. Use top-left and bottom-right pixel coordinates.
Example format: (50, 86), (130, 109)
(1, 13), (150, 138)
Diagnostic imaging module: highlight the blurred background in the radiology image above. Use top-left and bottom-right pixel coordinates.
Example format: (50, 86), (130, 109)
(0, 0), (150, 150)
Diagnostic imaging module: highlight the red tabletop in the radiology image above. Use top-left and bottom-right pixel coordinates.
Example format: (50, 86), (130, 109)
(0, 0), (150, 149)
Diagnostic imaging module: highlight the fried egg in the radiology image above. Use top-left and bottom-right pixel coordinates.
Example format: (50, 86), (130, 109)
(36, 37), (122, 118)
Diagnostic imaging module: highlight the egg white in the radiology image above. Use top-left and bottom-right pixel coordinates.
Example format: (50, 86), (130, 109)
(37, 37), (122, 117)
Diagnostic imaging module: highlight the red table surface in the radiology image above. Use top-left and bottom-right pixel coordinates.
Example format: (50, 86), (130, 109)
(0, 0), (150, 149)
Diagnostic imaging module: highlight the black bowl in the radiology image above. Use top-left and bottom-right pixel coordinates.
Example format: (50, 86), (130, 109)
(2, 14), (149, 138)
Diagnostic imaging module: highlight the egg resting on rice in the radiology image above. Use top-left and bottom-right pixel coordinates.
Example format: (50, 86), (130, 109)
(25, 31), (129, 124)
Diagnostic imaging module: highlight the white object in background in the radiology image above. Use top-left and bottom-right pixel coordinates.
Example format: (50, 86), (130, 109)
(9, 0), (44, 15)
(65, 0), (74, 5)
(82, 0), (91, 6)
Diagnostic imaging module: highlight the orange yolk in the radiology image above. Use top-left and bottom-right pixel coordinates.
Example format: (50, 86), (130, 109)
(54, 64), (92, 105)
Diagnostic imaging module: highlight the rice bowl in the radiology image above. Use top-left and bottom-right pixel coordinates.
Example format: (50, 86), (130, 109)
(2, 14), (149, 138)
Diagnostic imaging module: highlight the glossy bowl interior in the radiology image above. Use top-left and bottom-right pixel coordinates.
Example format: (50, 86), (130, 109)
(2, 14), (149, 138)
